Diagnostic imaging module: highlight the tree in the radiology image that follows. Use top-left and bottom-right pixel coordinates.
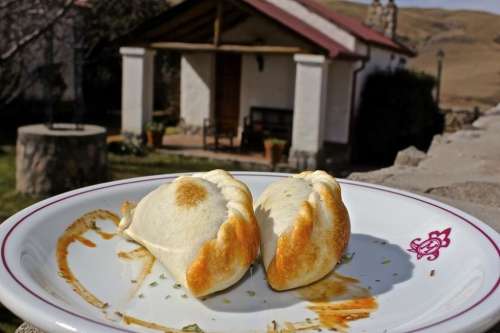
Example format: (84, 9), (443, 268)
(0, 0), (170, 111)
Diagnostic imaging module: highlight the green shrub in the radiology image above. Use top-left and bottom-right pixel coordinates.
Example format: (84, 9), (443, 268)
(353, 69), (443, 164)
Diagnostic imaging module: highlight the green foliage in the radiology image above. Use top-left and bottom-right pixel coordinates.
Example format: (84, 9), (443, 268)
(264, 138), (287, 146)
(145, 121), (165, 132)
(0, 147), (40, 222)
(353, 69), (443, 164)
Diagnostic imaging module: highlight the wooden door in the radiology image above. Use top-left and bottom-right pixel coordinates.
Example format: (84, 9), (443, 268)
(215, 53), (241, 133)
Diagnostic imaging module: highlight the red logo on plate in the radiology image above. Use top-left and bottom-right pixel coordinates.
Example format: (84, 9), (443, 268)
(408, 228), (451, 261)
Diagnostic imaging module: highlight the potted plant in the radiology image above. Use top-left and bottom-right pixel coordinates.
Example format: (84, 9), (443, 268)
(264, 138), (287, 167)
(145, 121), (165, 148)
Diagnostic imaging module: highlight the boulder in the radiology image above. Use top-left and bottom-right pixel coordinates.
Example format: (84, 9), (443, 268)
(393, 146), (426, 167)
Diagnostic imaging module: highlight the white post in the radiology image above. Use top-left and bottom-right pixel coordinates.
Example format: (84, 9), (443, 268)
(120, 47), (156, 136)
(290, 54), (330, 169)
(180, 53), (215, 132)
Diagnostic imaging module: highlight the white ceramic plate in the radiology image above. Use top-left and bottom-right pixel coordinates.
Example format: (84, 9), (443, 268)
(0, 172), (499, 333)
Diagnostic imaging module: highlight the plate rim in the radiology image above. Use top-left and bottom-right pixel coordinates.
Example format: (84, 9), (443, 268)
(0, 171), (499, 333)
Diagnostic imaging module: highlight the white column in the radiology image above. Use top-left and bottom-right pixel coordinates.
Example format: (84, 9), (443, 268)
(290, 54), (330, 169)
(180, 53), (215, 131)
(120, 47), (156, 136)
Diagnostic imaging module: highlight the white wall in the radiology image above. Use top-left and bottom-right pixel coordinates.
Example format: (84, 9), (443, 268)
(324, 60), (354, 143)
(180, 53), (215, 128)
(266, 0), (357, 51)
(239, 54), (296, 132)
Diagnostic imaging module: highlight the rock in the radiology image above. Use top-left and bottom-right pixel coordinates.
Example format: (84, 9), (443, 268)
(393, 146), (426, 167)
(15, 323), (44, 333)
(442, 108), (480, 133)
(16, 124), (108, 196)
(427, 182), (500, 208)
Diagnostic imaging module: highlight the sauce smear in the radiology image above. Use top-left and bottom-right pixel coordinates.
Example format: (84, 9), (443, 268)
(56, 209), (120, 309)
(123, 314), (181, 333)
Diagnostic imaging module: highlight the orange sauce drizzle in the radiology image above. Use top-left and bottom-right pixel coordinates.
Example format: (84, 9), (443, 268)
(75, 235), (96, 248)
(117, 247), (155, 298)
(267, 272), (378, 332)
(96, 230), (116, 240)
(56, 209), (120, 309)
(122, 314), (181, 333)
(308, 297), (378, 332)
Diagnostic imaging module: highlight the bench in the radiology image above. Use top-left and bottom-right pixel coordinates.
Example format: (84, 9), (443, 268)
(240, 107), (293, 152)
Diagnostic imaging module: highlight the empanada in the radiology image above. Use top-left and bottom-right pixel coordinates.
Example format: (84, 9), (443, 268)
(255, 171), (350, 290)
(119, 170), (260, 297)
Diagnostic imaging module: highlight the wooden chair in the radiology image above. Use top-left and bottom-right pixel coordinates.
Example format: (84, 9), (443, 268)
(203, 118), (237, 150)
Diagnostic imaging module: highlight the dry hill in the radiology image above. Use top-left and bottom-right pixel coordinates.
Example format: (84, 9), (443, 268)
(322, 0), (500, 110)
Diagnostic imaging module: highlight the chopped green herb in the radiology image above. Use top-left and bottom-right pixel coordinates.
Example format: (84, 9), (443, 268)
(173, 283), (182, 289)
(149, 281), (158, 287)
(114, 311), (123, 318)
(138, 294), (144, 298)
(340, 252), (356, 264)
(159, 273), (167, 280)
(305, 318), (312, 324)
(223, 298), (231, 304)
(181, 294), (188, 298)
(130, 279), (137, 284)
(165, 295), (171, 300)
(381, 259), (391, 265)
(102, 303), (109, 309)
(246, 290), (256, 297)
(272, 320), (278, 330)
(181, 323), (205, 332)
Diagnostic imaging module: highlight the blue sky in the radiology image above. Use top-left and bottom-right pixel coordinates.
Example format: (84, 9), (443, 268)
(346, 0), (500, 14)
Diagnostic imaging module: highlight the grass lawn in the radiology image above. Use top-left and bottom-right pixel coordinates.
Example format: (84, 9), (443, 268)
(0, 146), (247, 332)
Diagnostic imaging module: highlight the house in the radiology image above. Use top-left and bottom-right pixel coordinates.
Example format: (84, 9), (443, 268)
(120, 0), (415, 168)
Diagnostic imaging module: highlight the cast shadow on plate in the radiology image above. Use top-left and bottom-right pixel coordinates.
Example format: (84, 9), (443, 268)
(201, 233), (414, 313)
(338, 233), (415, 297)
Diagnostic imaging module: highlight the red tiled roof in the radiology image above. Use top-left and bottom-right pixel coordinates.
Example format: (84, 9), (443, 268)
(242, 0), (365, 59)
(295, 0), (416, 56)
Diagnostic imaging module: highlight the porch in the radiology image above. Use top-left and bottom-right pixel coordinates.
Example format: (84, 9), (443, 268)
(119, 0), (363, 168)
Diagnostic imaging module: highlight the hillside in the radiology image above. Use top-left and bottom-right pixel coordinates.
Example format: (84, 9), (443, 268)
(321, 0), (500, 110)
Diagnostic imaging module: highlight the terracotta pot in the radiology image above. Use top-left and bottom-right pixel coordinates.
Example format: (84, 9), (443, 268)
(146, 130), (163, 148)
(264, 140), (285, 166)
(270, 143), (285, 166)
(264, 140), (273, 160)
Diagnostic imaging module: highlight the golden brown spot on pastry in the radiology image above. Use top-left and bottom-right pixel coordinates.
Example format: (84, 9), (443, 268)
(56, 209), (120, 309)
(267, 201), (318, 290)
(186, 195), (260, 297)
(266, 178), (350, 291)
(175, 179), (207, 208)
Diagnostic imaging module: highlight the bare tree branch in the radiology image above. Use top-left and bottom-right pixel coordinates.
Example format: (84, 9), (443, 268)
(0, 0), (17, 10)
(0, 0), (75, 63)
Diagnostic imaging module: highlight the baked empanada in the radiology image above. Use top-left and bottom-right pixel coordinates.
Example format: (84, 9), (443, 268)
(255, 171), (350, 291)
(119, 170), (260, 297)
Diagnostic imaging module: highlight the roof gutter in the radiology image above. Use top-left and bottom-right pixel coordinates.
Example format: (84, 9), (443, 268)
(348, 44), (371, 160)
